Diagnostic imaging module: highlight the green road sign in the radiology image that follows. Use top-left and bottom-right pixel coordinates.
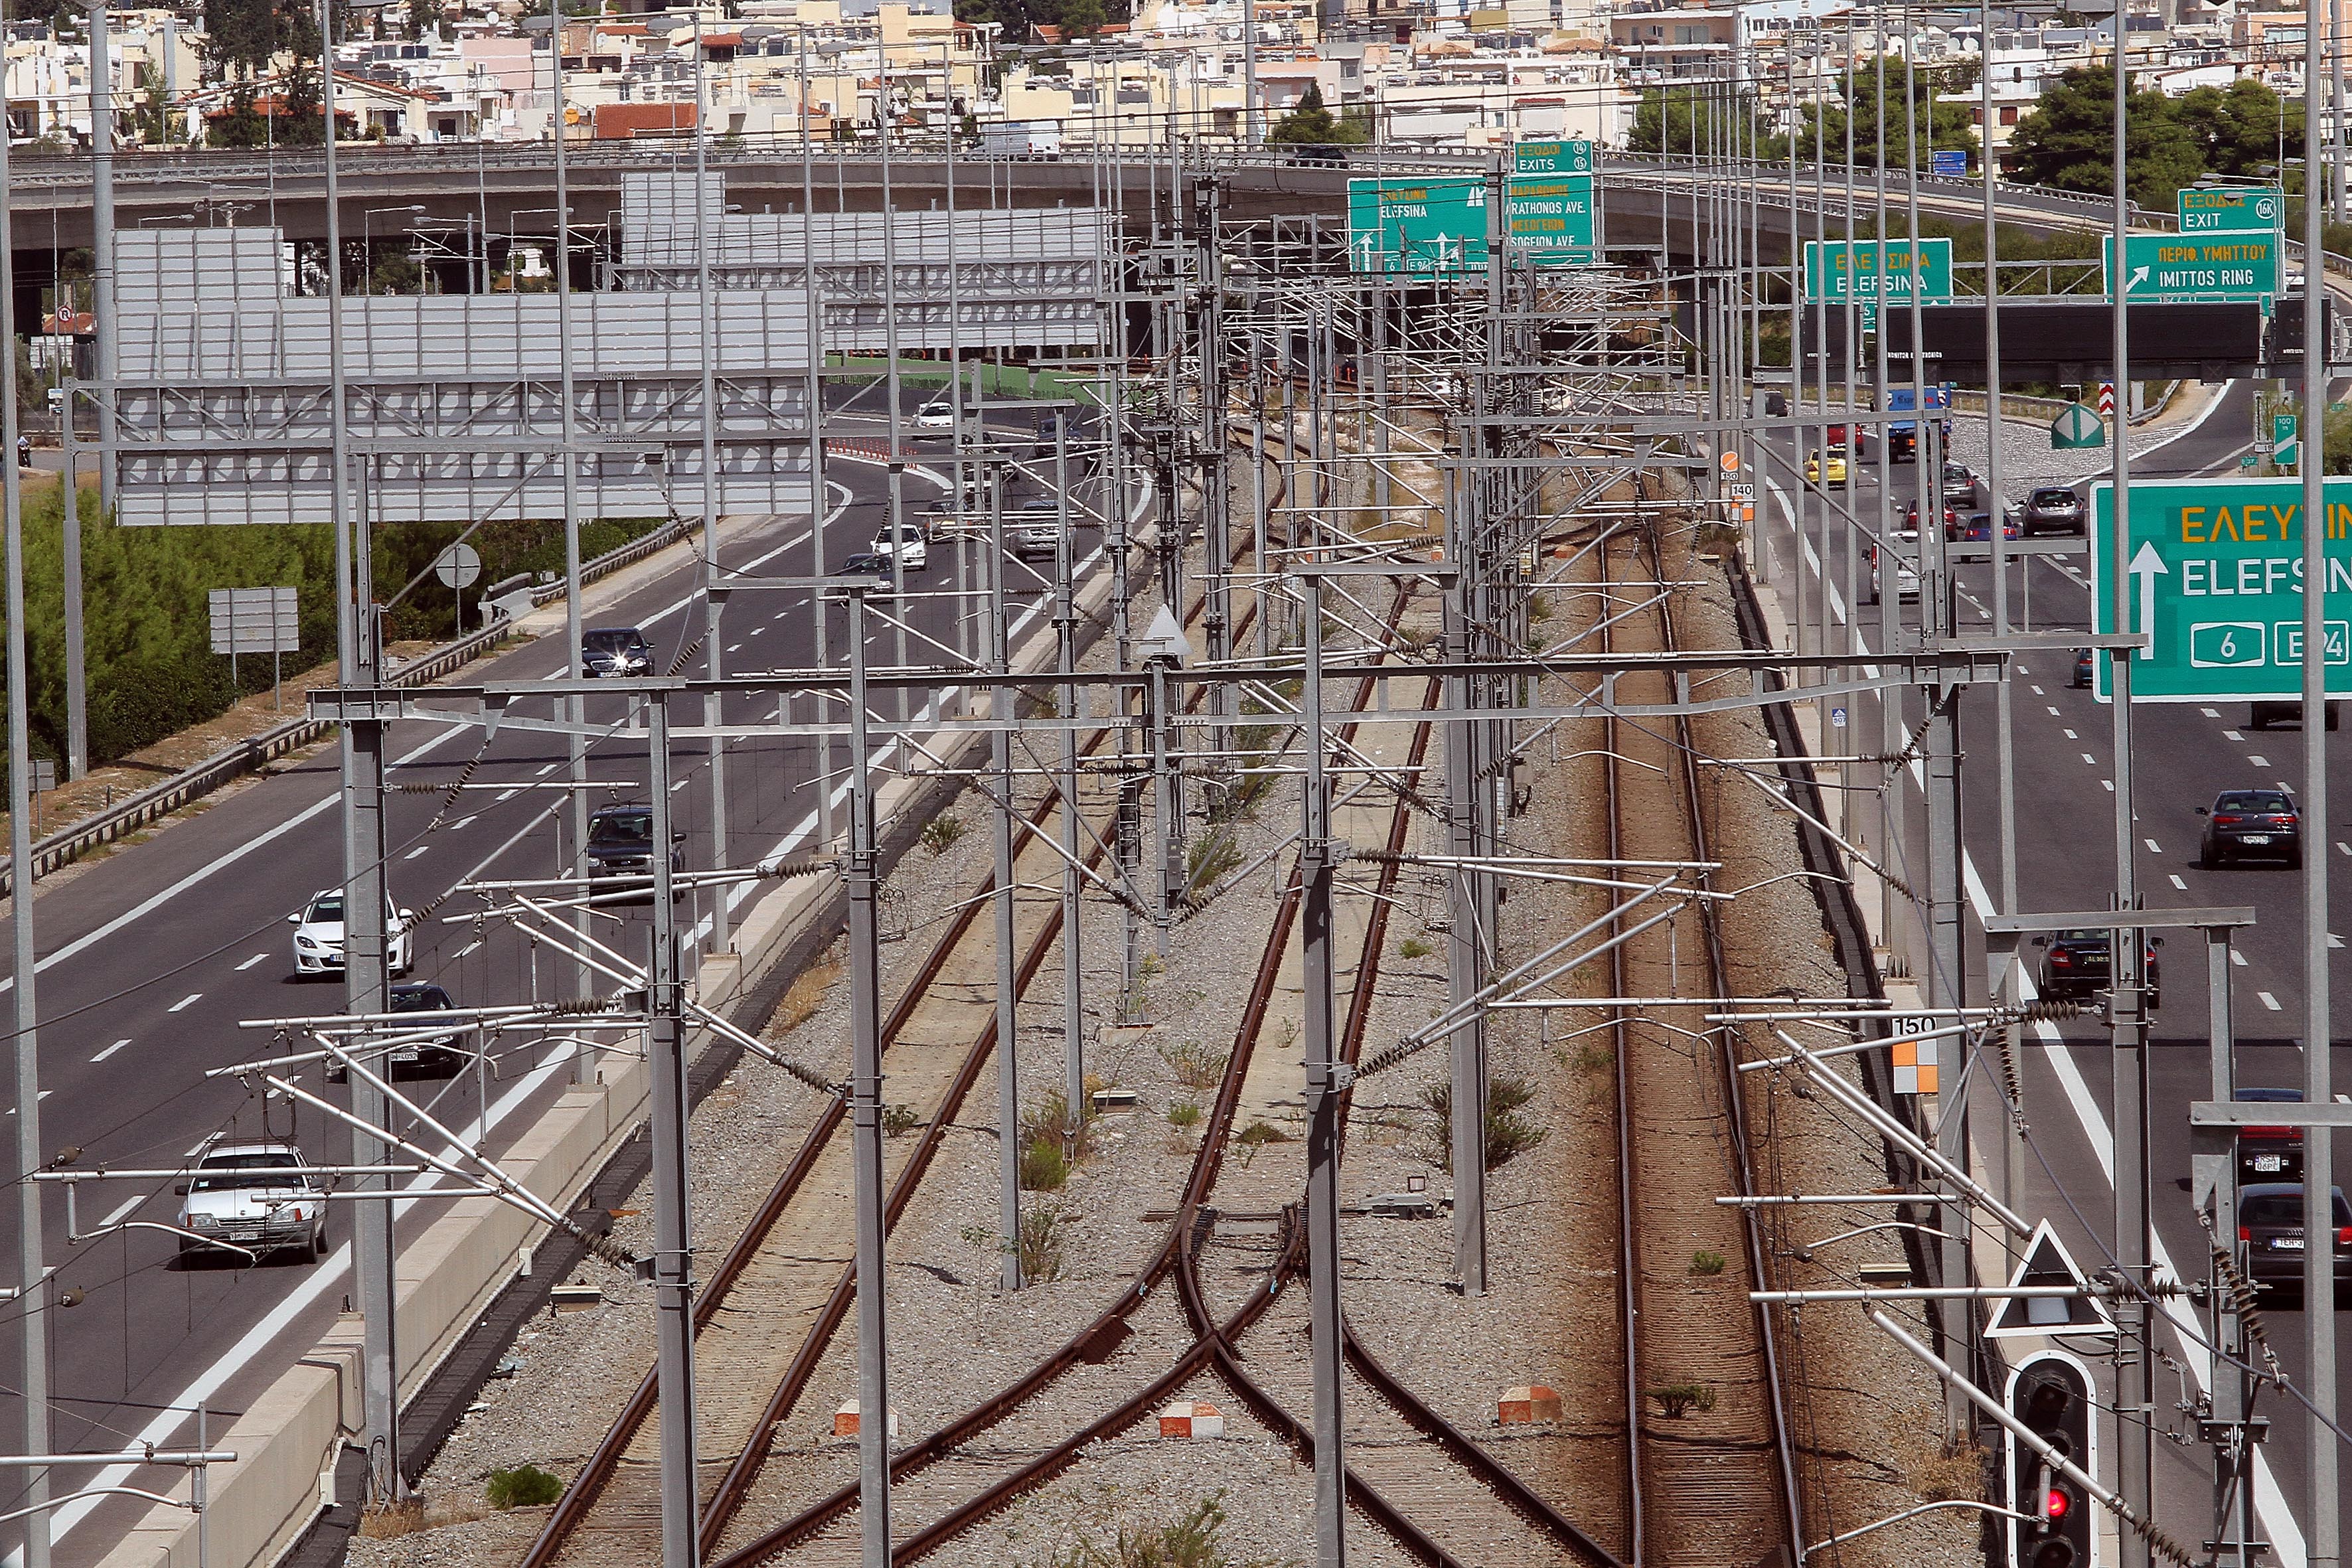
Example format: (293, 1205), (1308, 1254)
(2051, 402), (2105, 449)
(1348, 175), (1486, 274)
(2242, 453), (2260, 469)
(1348, 173), (1595, 273)
(2103, 232), (2280, 302)
(2177, 187), (2284, 234)
(1803, 239), (1954, 303)
(2275, 412), (2298, 445)
(1505, 174), (1596, 261)
(2089, 477), (2352, 702)
(1513, 139), (1593, 175)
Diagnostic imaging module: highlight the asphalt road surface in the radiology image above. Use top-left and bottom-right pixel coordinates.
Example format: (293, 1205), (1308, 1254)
(1765, 380), (2348, 1566)
(0, 392), (1119, 1564)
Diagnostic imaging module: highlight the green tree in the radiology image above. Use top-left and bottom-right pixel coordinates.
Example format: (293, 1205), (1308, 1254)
(2007, 66), (2205, 208)
(1267, 80), (1337, 145)
(2173, 78), (2298, 179)
(1626, 86), (1770, 157)
(1792, 62), (1980, 169)
(1059, 0), (1105, 37)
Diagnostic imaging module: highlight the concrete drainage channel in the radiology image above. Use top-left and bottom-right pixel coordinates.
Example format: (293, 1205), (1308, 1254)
(100, 514), (1155, 1568)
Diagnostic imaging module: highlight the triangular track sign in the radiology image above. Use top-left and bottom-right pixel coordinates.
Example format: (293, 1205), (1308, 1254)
(1984, 1219), (2117, 1340)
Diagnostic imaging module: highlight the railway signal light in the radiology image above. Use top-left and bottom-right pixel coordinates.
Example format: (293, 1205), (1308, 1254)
(2006, 1351), (2096, 1568)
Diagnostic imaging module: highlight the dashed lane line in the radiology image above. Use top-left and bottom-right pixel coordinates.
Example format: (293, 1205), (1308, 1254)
(2260, 991), (2284, 1012)
(234, 953), (268, 972)
(166, 993), (202, 1013)
(90, 1040), (129, 1063)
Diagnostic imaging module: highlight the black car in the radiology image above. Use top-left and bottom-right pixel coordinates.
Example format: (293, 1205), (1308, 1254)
(833, 552), (898, 597)
(580, 626), (654, 678)
(2197, 789), (2302, 868)
(2071, 648), (2093, 689)
(2034, 929), (2162, 1010)
(327, 982), (467, 1083)
(2021, 487), (2086, 536)
(586, 802), (684, 900)
(2236, 1087), (2305, 1184)
(2249, 700), (2341, 731)
(2237, 1182), (2352, 1300)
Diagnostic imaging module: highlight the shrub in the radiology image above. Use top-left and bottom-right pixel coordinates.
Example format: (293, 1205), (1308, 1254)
(919, 813), (966, 856)
(1398, 935), (1434, 961)
(1018, 1137), (1068, 1191)
(1650, 1383), (1717, 1419)
(1020, 1204), (1069, 1281)
(1417, 1075), (1548, 1172)
(1166, 1099), (1204, 1131)
(1185, 828), (1244, 898)
(882, 1103), (922, 1138)
(1021, 1090), (1093, 1165)
(1038, 1492), (1243, 1568)
(1235, 1119), (1288, 1166)
(1689, 1249), (1727, 1276)
(1158, 1038), (1230, 1091)
(485, 1464), (564, 1510)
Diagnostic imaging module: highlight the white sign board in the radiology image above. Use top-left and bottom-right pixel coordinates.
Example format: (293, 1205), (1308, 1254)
(207, 587), (300, 657)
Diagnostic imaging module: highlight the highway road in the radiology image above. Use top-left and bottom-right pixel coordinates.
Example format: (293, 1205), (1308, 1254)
(1764, 381), (2351, 1565)
(0, 389), (1117, 1564)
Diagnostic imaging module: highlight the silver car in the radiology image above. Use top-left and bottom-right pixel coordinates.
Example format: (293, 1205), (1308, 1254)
(176, 1140), (330, 1261)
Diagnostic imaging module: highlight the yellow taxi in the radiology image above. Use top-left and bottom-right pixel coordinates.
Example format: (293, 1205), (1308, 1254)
(1805, 449), (1849, 485)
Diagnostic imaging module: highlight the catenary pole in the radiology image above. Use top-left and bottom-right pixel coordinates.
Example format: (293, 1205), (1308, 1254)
(2, 90), (55, 1568)
(2106, 37), (2154, 1567)
(2299, 3), (2339, 1559)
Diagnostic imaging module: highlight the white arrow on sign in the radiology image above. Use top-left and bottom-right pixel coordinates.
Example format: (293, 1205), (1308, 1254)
(2128, 264), (2152, 292)
(2128, 540), (2168, 659)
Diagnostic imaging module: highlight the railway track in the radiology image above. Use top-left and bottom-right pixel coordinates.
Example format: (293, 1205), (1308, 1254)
(521, 510), (1281, 1566)
(1596, 514), (1805, 1564)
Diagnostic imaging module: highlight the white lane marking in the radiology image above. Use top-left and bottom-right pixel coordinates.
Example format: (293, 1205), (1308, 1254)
(2248, 755), (2270, 768)
(495, 788), (520, 803)
(727, 643), (742, 653)
(2144, 838), (2161, 854)
(2330, 934), (2345, 950)
(2223, 730), (2244, 742)
(2101, 779), (2115, 792)
(50, 1044), (589, 1544)
(2170, 875), (2189, 891)
(404, 845), (431, 861)
(0, 728), (470, 1002)
(1957, 847), (2310, 1568)
(2203, 708), (2222, 718)
(2232, 949), (2249, 967)
(535, 763), (556, 777)
(454, 941), (481, 960)
(90, 1040), (130, 1063)
(2080, 752), (2097, 764)
(2047, 706), (2061, 717)
(670, 778), (690, 793)
(2065, 729), (2078, 740)
(166, 993), (202, 1013)
(2030, 684), (2045, 695)
(101, 1194), (142, 1228)
(749, 625), (765, 636)
(6, 1093), (54, 1112)
(2260, 991), (2283, 1012)
(450, 816), (475, 832)
(234, 953), (268, 972)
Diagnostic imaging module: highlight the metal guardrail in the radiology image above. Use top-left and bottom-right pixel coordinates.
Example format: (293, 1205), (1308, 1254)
(0, 515), (700, 898)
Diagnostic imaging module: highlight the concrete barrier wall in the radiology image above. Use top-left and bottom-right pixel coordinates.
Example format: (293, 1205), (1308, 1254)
(100, 516), (1147, 1568)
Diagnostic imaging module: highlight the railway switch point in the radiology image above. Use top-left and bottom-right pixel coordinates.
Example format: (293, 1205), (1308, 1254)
(1158, 1401), (1227, 1440)
(833, 1399), (901, 1439)
(1497, 1385), (1562, 1425)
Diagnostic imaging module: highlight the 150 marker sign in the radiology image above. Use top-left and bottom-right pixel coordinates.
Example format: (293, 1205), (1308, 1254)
(2089, 477), (2352, 702)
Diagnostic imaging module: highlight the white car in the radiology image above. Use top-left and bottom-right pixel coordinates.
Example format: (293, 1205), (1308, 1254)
(915, 400), (953, 431)
(290, 889), (415, 979)
(1867, 528), (1922, 605)
(870, 523), (929, 572)
(176, 1139), (330, 1261)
